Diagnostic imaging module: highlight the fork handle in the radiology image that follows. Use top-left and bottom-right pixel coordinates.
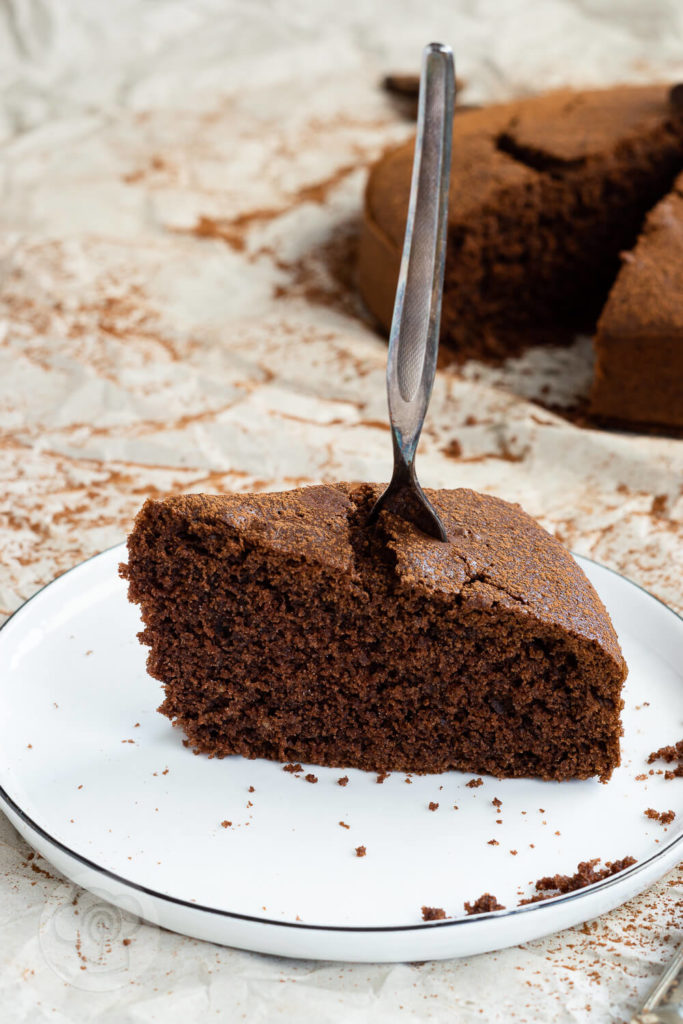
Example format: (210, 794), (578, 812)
(387, 42), (454, 463)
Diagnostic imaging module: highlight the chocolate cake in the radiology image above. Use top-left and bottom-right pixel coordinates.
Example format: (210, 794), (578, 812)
(122, 482), (626, 781)
(359, 83), (683, 426)
(592, 172), (683, 429)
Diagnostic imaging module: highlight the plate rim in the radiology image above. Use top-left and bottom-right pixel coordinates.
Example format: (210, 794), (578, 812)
(1, 541), (682, 935)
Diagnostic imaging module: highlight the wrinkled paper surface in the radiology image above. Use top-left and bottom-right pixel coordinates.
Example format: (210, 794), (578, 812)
(1, 1), (683, 1020)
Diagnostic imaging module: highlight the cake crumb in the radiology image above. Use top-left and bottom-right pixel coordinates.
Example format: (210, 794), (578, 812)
(466, 778), (483, 789)
(428, 802), (439, 811)
(221, 820), (231, 828)
(304, 773), (318, 784)
(645, 808), (676, 825)
(442, 438), (462, 459)
(355, 845), (366, 857)
(339, 821), (350, 829)
(488, 839), (499, 846)
(648, 741), (683, 779)
(648, 740), (683, 764)
(421, 906), (447, 921)
(519, 856), (637, 905)
(510, 850), (518, 856)
(464, 893), (505, 915)
(492, 797), (502, 809)
(337, 776), (349, 786)
(248, 786), (255, 793)
(283, 763), (303, 774)
(122, 938), (131, 947)
(376, 771), (389, 784)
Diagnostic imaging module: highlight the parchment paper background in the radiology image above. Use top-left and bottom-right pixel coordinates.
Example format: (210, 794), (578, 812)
(1, 1), (682, 1020)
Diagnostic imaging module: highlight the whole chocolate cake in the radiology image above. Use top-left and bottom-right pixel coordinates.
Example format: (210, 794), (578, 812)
(122, 483), (627, 781)
(359, 83), (683, 428)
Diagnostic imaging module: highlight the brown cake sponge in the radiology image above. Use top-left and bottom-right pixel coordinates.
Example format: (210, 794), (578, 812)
(360, 83), (683, 367)
(122, 483), (627, 781)
(592, 171), (683, 430)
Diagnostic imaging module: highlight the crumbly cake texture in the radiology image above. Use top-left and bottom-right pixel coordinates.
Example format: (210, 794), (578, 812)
(465, 894), (506, 915)
(648, 740), (683, 780)
(122, 483), (627, 781)
(518, 857), (637, 905)
(421, 906), (447, 922)
(359, 84), (683, 427)
(648, 740), (683, 763)
(645, 808), (676, 825)
(592, 172), (683, 430)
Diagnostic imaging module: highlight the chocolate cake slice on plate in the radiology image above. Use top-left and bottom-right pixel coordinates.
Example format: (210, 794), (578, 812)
(122, 482), (626, 781)
(123, 57), (627, 784)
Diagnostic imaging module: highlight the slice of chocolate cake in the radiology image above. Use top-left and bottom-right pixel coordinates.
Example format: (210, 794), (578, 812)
(122, 483), (627, 781)
(592, 172), (683, 430)
(360, 83), (683, 365)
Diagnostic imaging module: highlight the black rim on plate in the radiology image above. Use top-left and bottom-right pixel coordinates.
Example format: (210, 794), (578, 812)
(0, 543), (681, 934)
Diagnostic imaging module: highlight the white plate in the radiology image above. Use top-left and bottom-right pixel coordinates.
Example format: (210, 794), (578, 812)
(0, 545), (682, 962)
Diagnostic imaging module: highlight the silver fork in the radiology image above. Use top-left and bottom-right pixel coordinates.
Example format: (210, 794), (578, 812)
(367, 42), (455, 541)
(631, 940), (683, 1022)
